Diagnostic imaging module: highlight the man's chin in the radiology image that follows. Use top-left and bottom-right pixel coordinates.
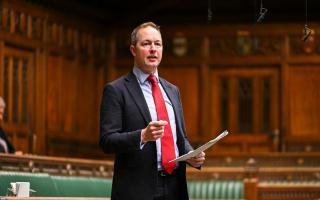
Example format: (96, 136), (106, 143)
(146, 62), (159, 67)
(140, 65), (158, 74)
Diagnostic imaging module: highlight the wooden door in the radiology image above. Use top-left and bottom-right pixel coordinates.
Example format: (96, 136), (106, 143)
(209, 67), (279, 153)
(0, 44), (34, 153)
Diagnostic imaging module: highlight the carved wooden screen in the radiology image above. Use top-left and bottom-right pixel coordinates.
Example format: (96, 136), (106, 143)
(210, 67), (279, 153)
(0, 45), (34, 152)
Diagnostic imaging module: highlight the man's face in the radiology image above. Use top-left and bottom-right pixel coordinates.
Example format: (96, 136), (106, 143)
(0, 106), (4, 121)
(130, 26), (163, 74)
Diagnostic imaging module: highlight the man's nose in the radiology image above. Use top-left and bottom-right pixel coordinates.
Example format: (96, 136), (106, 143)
(149, 47), (157, 54)
(149, 43), (156, 50)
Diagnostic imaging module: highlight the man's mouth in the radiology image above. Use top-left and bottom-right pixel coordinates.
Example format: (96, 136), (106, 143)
(147, 55), (157, 61)
(147, 55), (157, 58)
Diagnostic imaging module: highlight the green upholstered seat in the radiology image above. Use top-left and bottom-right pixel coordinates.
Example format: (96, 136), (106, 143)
(0, 171), (112, 197)
(0, 171), (59, 197)
(187, 180), (244, 199)
(51, 176), (112, 197)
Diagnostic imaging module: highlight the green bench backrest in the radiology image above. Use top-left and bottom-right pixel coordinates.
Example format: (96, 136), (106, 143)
(188, 180), (244, 199)
(0, 171), (112, 197)
(51, 176), (112, 197)
(1, 171), (248, 199)
(0, 171), (59, 197)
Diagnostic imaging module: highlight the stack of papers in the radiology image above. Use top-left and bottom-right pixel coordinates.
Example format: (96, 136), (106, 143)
(170, 130), (228, 163)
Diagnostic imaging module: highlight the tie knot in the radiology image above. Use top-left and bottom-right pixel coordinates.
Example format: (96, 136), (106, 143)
(147, 74), (158, 85)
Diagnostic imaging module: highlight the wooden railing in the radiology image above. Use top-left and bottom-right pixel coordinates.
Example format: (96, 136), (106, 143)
(245, 178), (320, 200)
(0, 153), (113, 178)
(187, 153), (320, 181)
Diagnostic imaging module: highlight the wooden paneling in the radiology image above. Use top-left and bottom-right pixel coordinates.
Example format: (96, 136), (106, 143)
(61, 57), (77, 133)
(75, 60), (102, 139)
(47, 55), (61, 132)
(77, 61), (94, 136)
(1, 0), (320, 158)
(288, 66), (320, 141)
(0, 0), (107, 157)
(46, 54), (104, 157)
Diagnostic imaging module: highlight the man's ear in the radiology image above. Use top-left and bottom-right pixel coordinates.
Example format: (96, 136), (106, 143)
(130, 45), (136, 56)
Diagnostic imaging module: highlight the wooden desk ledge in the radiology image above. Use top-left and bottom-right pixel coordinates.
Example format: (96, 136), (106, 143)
(258, 182), (320, 189)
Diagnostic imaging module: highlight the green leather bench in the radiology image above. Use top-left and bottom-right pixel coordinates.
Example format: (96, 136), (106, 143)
(0, 171), (112, 197)
(0, 171), (59, 197)
(1, 171), (246, 199)
(187, 180), (244, 199)
(51, 176), (112, 197)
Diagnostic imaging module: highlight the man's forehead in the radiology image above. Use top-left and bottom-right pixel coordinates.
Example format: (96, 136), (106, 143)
(137, 27), (161, 37)
(139, 25), (159, 32)
(137, 36), (162, 44)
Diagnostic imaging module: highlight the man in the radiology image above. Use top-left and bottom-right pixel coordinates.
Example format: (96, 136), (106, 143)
(0, 96), (15, 153)
(100, 22), (205, 200)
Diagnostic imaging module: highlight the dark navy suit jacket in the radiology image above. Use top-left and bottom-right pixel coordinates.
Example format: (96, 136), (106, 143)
(100, 71), (193, 200)
(0, 127), (15, 153)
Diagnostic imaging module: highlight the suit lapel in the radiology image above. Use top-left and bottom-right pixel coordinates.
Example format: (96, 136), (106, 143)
(124, 71), (152, 124)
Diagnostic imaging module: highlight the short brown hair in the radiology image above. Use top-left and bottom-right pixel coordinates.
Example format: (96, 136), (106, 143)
(130, 22), (161, 46)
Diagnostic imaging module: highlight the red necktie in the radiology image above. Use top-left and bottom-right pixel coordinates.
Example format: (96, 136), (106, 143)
(148, 74), (177, 174)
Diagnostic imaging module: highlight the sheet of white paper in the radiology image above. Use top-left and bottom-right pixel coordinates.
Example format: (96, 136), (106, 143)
(169, 130), (228, 163)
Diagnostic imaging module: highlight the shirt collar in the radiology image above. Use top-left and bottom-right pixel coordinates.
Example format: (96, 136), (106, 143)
(133, 66), (159, 84)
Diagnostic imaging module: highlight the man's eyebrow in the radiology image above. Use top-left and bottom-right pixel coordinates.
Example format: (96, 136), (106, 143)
(139, 39), (150, 43)
(141, 39), (161, 42)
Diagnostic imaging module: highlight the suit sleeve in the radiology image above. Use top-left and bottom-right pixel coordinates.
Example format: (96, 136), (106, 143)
(7, 139), (15, 153)
(99, 84), (142, 154)
(0, 128), (15, 153)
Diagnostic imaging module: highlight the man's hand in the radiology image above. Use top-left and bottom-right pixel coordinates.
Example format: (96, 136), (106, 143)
(186, 151), (205, 168)
(141, 120), (167, 143)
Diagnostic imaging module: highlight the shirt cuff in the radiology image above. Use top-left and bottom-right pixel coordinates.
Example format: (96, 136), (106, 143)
(140, 141), (146, 149)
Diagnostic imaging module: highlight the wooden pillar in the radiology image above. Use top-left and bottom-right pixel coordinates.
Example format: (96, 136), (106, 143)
(244, 178), (258, 200)
(199, 37), (210, 139)
(280, 35), (290, 151)
(33, 48), (47, 154)
(244, 158), (259, 200)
